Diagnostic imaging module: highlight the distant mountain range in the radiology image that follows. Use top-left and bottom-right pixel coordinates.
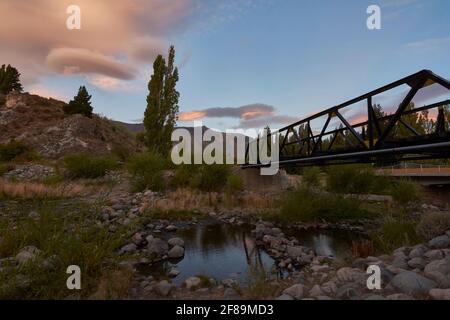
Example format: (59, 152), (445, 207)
(114, 121), (251, 160)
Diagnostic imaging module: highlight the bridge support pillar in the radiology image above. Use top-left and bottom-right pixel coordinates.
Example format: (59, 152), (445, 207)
(234, 168), (297, 193)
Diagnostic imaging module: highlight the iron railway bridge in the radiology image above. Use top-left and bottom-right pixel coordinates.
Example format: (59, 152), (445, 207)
(244, 70), (450, 168)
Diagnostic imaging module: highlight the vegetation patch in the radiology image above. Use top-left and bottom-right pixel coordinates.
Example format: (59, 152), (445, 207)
(127, 151), (167, 192)
(64, 153), (119, 179)
(0, 203), (128, 299)
(372, 218), (421, 253)
(278, 187), (369, 222)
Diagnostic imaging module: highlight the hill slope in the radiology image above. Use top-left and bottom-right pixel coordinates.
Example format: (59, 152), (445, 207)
(0, 92), (136, 159)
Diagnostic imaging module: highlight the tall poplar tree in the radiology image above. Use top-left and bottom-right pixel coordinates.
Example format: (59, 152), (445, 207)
(143, 46), (180, 156)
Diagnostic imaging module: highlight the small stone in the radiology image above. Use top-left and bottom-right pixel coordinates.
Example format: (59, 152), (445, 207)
(387, 293), (413, 300)
(119, 243), (137, 254)
(408, 257), (426, 270)
(309, 284), (323, 297)
(276, 294), (294, 300)
(166, 225), (178, 232)
(184, 276), (202, 290)
(424, 250), (444, 261)
(132, 233), (144, 245)
(168, 237), (185, 247)
(168, 268), (180, 278)
(429, 288), (450, 300)
(428, 235), (450, 249)
(222, 278), (237, 288)
(365, 295), (386, 300)
(154, 280), (174, 297)
(282, 284), (304, 300)
(15, 246), (40, 265)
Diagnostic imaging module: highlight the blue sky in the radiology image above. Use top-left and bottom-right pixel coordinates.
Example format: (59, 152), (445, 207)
(4, 0), (450, 131)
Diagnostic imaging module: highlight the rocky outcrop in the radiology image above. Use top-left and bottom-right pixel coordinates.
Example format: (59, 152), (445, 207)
(0, 92), (136, 158)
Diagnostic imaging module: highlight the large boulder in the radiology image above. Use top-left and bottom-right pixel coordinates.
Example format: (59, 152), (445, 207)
(167, 245), (185, 259)
(390, 271), (437, 296)
(428, 235), (450, 249)
(147, 238), (168, 258)
(424, 257), (450, 288)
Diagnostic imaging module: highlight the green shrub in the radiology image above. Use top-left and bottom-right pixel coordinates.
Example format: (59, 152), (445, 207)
(0, 163), (13, 176)
(416, 212), (450, 241)
(388, 179), (420, 204)
(64, 153), (118, 179)
(302, 167), (322, 188)
(225, 174), (244, 195)
(111, 143), (134, 161)
(326, 164), (389, 194)
(192, 164), (231, 192)
(172, 164), (198, 188)
(127, 152), (166, 192)
(0, 140), (28, 161)
(279, 187), (368, 222)
(372, 218), (420, 253)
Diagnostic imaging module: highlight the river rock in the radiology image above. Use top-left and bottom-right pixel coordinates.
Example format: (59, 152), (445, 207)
(392, 255), (408, 269)
(154, 280), (175, 297)
(386, 293), (413, 300)
(276, 294), (294, 300)
(286, 246), (304, 258)
(185, 277), (202, 290)
(132, 233), (144, 246)
(168, 237), (185, 248)
(409, 245), (427, 259)
(390, 271), (437, 295)
(336, 284), (360, 300)
(309, 284), (323, 297)
(119, 243), (137, 255)
(408, 257), (426, 270)
(166, 225), (178, 232)
(424, 250), (444, 261)
(15, 246), (40, 265)
(423, 257), (450, 287)
(336, 267), (365, 284)
(147, 238), (168, 257)
(168, 245), (185, 259)
(429, 288), (450, 300)
(428, 235), (450, 249)
(168, 268), (180, 278)
(282, 284), (304, 300)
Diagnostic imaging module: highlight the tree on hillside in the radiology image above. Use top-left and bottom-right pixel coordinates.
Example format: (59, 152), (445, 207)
(64, 86), (93, 117)
(0, 64), (23, 94)
(144, 46), (180, 157)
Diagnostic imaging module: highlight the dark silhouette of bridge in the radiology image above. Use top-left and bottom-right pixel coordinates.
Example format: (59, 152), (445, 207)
(244, 70), (450, 168)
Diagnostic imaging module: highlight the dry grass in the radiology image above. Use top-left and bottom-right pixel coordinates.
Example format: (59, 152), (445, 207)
(0, 178), (103, 199)
(153, 188), (221, 212)
(150, 188), (277, 214)
(90, 268), (133, 300)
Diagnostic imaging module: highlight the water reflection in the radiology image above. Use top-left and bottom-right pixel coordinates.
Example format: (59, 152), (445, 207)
(289, 229), (366, 261)
(140, 222), (275, 286)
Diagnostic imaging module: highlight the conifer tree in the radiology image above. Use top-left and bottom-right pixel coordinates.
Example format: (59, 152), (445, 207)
(0, 64), (23, 94)
(64, 86), (93, 117)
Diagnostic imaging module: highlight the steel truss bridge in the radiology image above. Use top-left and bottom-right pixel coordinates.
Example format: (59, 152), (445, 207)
(244, 70), (450, 168)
